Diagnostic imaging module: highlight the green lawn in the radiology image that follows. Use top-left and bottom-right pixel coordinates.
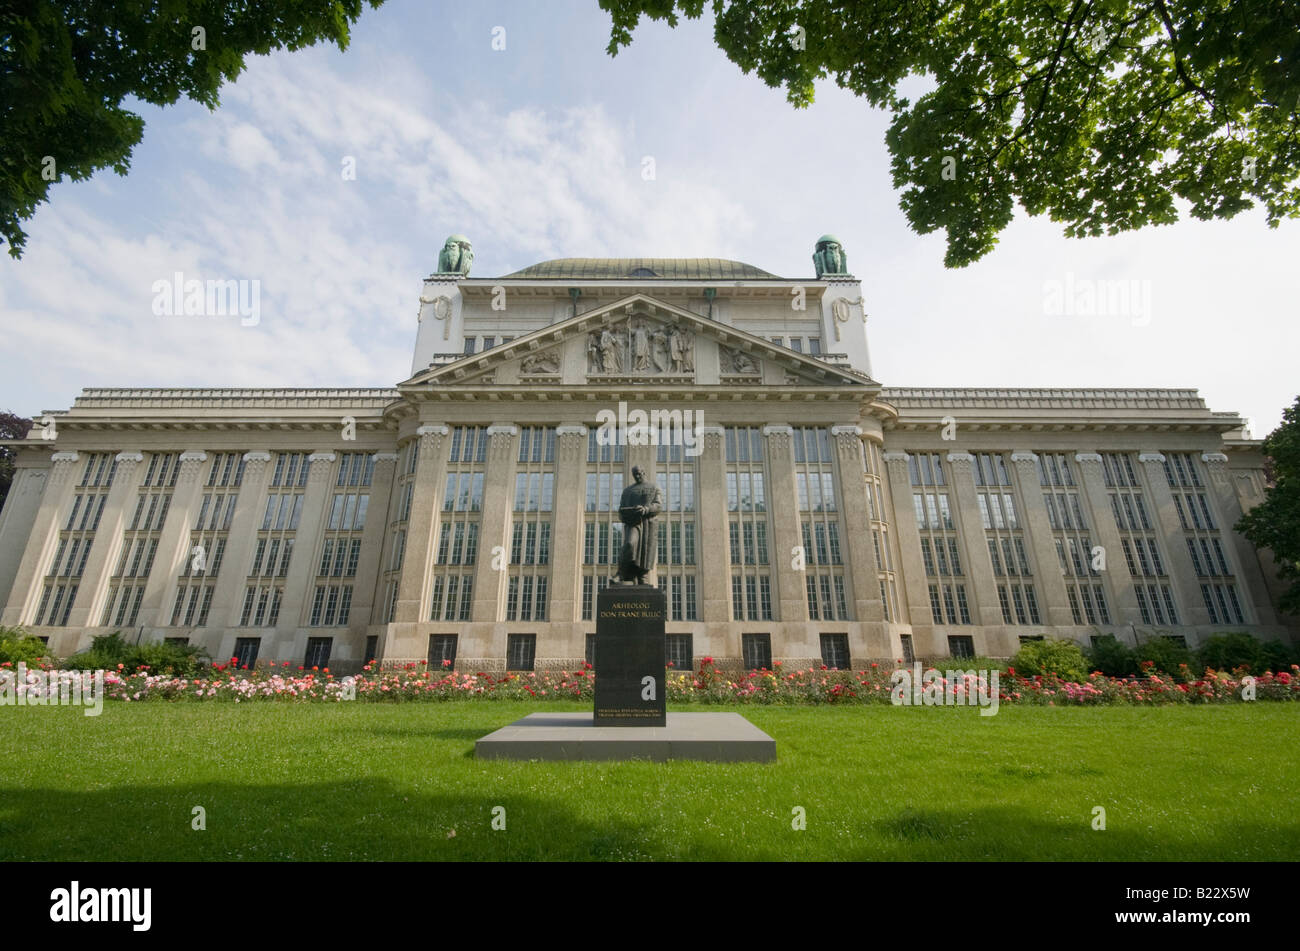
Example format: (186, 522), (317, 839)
(2, 702), (1296, 860)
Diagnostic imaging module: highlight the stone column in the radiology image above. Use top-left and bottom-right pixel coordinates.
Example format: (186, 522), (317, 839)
(1009, 450), (1074, 627)
(1138, 451), (1210, 625)
(394, 426), (449, 625)
(548, 426), (587, 625)
(1, 451), (81, 626)
(831, 426), (884, 623)
(275, 451), (338, 655)
(212, 451), (272, 628)
(66, 451), (145, 630)
(347, 452), (398, 634)
(697, 426), (730, 623)
(1202, 451), (1277, 626)
(471, 425), (519, 621)
(1073, 452), (1140, 624)
(136, 450), (208, 631)
(762, 425), (807, 622)
(945, 451), (999, 628)
(883, 451), (937, 654)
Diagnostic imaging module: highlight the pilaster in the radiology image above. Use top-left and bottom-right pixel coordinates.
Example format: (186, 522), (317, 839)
(698, 426), (730, 623)
(883, 451), (937, 655)
(831, 425), (884, 627)
(348, 452), (399, 634)
(1138, 451), (1210, 625)
(277, 452), (339, 643)
(1073, 452), (1140, 624)
(762, 425), (807, 622)
(548, 426), (587, 624)
(212, 451), (272, 627)
(1, 451), (80, 626)
(945, 451), (999, 628)
(470, 425), (519, 622)
(1202, 451), (1276, 625)
(66, 451), (144, 630)
(394, 426), (449, 624)
(136, 450), (208, 630)
(1009, 451), (1074, 627)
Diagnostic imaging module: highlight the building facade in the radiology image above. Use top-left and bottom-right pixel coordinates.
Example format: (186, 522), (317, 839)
(1, 239), (1294, 671)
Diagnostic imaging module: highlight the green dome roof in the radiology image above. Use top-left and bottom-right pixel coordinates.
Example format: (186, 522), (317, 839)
(501, 258), (779, 280)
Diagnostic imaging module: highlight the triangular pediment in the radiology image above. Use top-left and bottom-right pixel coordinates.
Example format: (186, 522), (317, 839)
(400, 294), (875, 390)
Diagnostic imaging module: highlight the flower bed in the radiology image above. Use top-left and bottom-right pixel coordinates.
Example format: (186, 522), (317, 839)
(3, 656), (1296, 706)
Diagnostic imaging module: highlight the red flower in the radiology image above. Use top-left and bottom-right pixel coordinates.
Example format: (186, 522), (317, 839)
(230, 657), (239, 665)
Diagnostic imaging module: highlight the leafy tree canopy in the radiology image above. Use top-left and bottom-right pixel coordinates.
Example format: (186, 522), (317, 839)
(1237, 396), (1300, 614)
(601, 0), (1300, 266)
(0, 411), (34, 512)
(1, 0), (384, 258)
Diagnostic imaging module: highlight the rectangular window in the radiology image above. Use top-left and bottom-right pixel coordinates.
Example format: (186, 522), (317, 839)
(233, 637), (260, 669)
(947, 635), (975, 659)
(900, 634), (915, 664)
(742, 633), (772, 671)
(507, 634), (536, 671)
(666, 634), (693, 673)
(304, 637), (332, 669)
(428, 634), (458, 670)
(820, 633), (850, 670)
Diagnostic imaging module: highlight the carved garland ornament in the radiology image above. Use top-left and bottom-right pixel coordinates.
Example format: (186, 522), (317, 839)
(830, 296), (865, 341)
(418, 294), (454, 338)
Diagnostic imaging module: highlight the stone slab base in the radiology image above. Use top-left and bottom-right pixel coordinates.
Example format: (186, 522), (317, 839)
(475, 712), (776, 763)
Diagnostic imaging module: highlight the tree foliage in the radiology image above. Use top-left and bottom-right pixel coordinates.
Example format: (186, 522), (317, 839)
(0, 411), (33, 513)
(1, 0), (384, 258)
(600, 0), (1300, 267)
(1237, 396), (1300, 614)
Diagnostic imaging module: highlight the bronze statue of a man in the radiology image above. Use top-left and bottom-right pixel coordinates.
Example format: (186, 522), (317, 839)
(616, 465), (661, 584)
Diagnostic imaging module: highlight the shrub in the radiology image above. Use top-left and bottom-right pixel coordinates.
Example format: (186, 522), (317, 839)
(1197, 632), (1265, 673)
(1196, 631), (1299, 674)
(1086, 635), (1140, 678)
(1011, 639), (1089, 683)
(0, 627), (49, 666)
(61, 631), (209, 678)
(1260, 639), (1300, 673)
(1135, 635), (1195, 678)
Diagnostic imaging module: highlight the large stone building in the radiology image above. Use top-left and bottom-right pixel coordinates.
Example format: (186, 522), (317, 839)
(1, 237), (1294, 671)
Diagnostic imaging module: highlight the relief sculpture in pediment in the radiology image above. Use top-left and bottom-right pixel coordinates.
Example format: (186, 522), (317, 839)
(720, 346), (759, 375)
(586, 316), (694, 377)
(520, 350), (561, 375)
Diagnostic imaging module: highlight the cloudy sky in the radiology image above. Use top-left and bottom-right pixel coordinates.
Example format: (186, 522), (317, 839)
(3, 0), (1296, 434)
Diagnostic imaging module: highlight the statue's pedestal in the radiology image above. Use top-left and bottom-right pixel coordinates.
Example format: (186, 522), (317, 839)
(593, 584), (665, 727)
(475, 713), (776, 762)
(477, 584), (777, 761)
